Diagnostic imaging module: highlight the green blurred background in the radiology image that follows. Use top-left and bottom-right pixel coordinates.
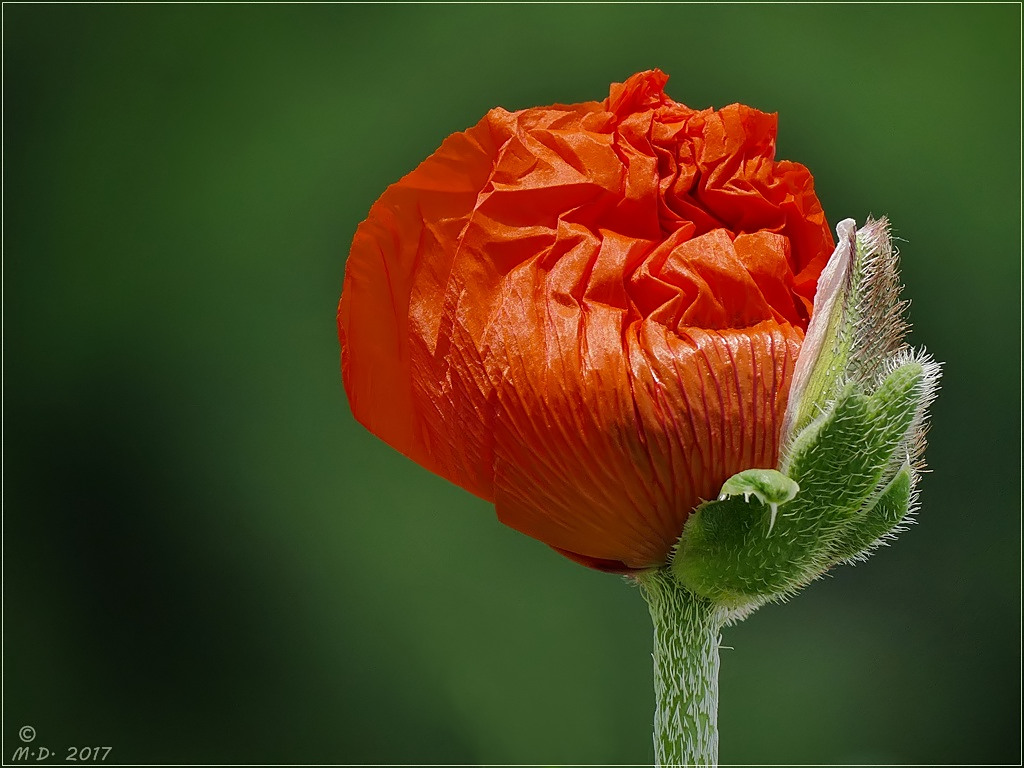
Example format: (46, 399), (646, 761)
(3, 3), (1019, 765)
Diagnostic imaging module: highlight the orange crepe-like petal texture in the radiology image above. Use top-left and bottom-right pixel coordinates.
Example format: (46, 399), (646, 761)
(339, 70), (833, 572)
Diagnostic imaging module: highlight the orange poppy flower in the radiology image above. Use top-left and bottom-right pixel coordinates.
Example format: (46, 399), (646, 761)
(338, 69), (834, 573)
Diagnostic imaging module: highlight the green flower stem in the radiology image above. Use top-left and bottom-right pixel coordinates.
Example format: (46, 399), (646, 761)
(637, 568), (724, 768)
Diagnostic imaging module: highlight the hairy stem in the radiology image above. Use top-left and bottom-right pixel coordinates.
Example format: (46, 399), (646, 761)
(637, 568), (724, 768)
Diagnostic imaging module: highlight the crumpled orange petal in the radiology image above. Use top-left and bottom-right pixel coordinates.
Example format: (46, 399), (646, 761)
(338, 70), (833, 572)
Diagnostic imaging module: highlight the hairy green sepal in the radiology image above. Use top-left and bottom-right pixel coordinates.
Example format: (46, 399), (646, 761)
(673, 362), (924, 610)
(669, 218), (939, 614)
(717, 469), (799, 533)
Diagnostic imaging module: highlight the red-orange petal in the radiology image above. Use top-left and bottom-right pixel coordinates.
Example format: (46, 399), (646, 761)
(339, 70), (831, 570)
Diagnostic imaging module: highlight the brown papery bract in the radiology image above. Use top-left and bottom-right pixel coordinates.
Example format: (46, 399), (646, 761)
(338, 69), (834, 572)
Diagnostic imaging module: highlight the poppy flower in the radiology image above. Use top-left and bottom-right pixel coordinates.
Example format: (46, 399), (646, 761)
(338, 69), (835, 573)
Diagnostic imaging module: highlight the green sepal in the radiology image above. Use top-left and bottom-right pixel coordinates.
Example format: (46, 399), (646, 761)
(717, 469), (799, 532)
(828, 463), (913, 564)
(782, 360), (923, 524)
(672, 494), (793, 607)
(783, 218), (909, 442)
(672, 360), (927, 610)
